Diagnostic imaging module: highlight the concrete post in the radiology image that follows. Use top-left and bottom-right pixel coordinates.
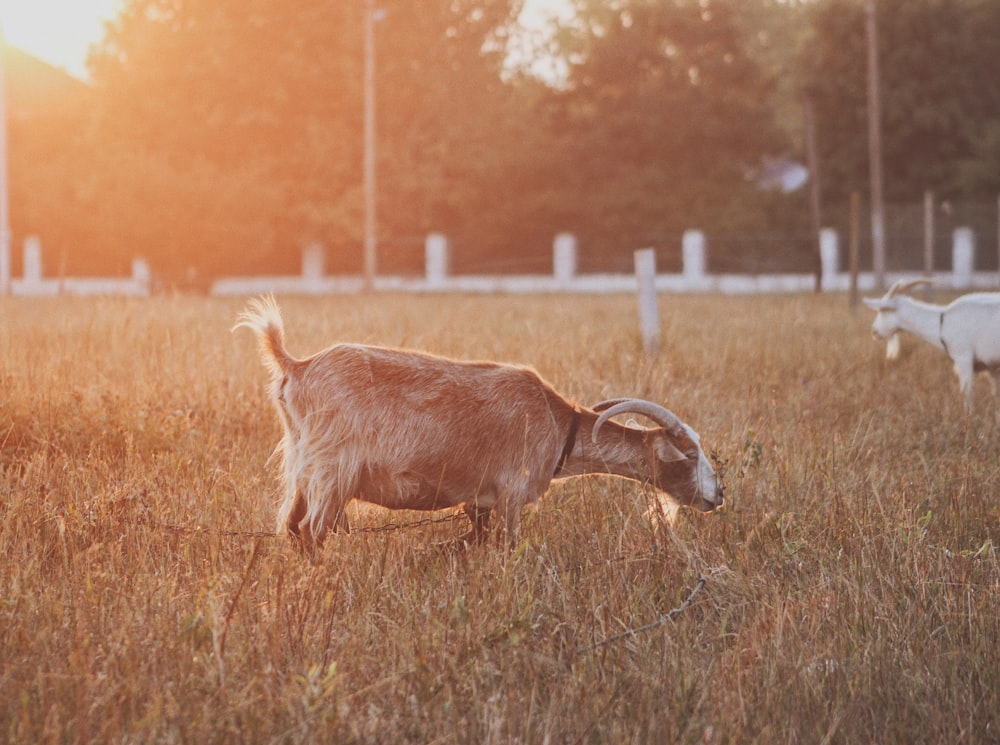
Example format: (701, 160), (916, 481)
(820, 228), (839, 291)
(302, 242), (325, 280)
(952, 227), (974, 287)
(23, 235), (42, 283)
(132, 258), (151, 293)
(682, 230), (705, 283)
(634, 248), (660, 355)
(425, 233), (449, 286)
(553, 232), (577, 283)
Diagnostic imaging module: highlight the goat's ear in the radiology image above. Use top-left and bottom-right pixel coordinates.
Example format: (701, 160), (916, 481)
(654, 438), (688, 463)
(863, 297), (893, 311)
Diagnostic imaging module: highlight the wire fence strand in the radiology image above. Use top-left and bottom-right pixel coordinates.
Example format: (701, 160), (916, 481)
(574, 576), (707, 656)
(137, 511), (468, 540)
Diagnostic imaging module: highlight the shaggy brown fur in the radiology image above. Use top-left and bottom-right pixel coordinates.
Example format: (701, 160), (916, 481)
(236, 296), (722, 549)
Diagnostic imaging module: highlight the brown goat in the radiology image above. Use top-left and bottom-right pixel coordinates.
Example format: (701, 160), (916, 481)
(236, 296), (723, 549)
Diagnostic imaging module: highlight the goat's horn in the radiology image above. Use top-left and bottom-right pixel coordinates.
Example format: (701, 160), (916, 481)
(592, 398), (634, 412)
(592, 399), (684, 441)
(886, 277), (933, 298)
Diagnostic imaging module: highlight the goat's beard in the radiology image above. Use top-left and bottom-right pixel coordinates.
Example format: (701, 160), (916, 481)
(886, 332), (901, 360)
(646, 493), (681, 528)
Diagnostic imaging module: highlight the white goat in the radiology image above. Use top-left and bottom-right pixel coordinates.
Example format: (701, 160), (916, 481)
(864, 278), (1000, 418)
(235, 296), (723, 549)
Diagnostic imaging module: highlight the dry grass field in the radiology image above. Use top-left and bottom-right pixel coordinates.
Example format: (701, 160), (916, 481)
(1, 292), (997, 744)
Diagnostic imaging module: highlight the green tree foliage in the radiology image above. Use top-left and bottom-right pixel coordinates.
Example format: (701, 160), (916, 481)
(3, 47), (100, 277)
(12, 0), (1000, 279)
(359, 0), (536, 273)
(83, 0), (800, 276)
(90, 0), (367, 276)
(89, 0), (529, 276)
(954, 1), (1000, 196)
(729, 0), (817, 146)
(539, 0), (791, 269)
(800, 0), (1000, 204)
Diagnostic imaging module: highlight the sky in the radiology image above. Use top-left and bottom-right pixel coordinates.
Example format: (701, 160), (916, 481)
(0, 0), (120, 79)
(0, 0), (573, 82)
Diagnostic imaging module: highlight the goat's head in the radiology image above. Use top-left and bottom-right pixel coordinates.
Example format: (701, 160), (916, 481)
(591, 399), (724, 512)
(863, 279), (932, 355)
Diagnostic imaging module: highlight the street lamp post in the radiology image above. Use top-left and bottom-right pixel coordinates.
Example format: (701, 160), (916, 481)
(0, 30), (12, 295)
(866, 0), (886, 290)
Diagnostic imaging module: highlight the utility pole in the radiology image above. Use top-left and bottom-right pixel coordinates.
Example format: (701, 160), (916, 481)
(865, 0), (886, 290)
(804, 97), (823, 292)
(363, 0), (377, 292)
(0, 30), (11, 295)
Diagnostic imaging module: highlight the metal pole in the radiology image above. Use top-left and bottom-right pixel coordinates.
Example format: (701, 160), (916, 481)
(849, 191), (860, 308)
(923, 190), (934, 294)
(363, 0), (377, 292)
(804, 97), (823, 292)
(865, 0), (886, 290)
(0, 30), (11, 295)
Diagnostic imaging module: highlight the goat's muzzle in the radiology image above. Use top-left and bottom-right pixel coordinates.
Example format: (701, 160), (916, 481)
(692, 483), (724, 512)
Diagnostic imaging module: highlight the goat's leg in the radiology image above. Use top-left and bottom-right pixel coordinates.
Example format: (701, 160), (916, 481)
(459, 504), (491, 544)
(990, 369), (1000, 426)
(435, 505), (490, 553)
(502, 506), (523, 549)
(953, 355), (975, 417)
(330, 501), (351, 534)
(492, 494), (528, 549)
(309, 498), (350, 550)
(282, 490), (327, 556)
(285, 491), (308, 540)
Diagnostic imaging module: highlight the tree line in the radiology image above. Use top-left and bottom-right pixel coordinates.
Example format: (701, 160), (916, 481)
(7, 0), (1000, 281)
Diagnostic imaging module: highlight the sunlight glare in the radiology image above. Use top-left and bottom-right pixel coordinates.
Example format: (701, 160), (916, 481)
(511, 0), (576, 84)
(0, 0), (118, 79)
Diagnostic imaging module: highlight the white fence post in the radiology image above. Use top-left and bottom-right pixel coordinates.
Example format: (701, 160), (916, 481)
(0, 228), (8, 295)
(132, 258), (150, 294)
(24, 235), (42, 283)
(820, 228), (839, 291)
(682, 230), (705, 284)
(426, 233), (449, 286)
(634, 248), (660, 355)
(553, 232), (577, 284)
(302, 242), (325, 281)
(952, 227), (974, 287)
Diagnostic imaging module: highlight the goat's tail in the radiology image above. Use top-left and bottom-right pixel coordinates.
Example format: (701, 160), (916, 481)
(233, 295), (298, 378)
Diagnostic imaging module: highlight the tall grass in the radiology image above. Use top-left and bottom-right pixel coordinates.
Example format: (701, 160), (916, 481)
(1, 293), (996, 744)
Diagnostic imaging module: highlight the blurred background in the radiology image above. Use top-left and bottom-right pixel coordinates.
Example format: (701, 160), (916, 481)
(3, 0), (999, 287)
